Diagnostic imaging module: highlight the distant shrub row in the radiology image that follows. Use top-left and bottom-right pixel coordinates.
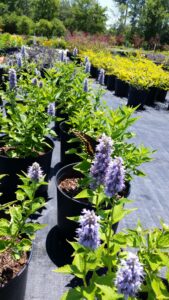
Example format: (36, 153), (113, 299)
(0, 14), (66, 37)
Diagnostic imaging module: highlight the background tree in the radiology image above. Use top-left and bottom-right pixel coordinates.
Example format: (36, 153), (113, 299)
(70, 0), (107, 33)
(33, 0), (60, 21)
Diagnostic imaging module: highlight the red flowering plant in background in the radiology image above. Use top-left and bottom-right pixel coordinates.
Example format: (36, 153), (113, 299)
(66, 31), (114, 51)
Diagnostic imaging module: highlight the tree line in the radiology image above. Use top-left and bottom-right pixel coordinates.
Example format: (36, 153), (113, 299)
(0, 0), (169, 46)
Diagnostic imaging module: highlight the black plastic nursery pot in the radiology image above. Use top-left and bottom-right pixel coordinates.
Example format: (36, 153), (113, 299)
(146, 87), (158, 106)
(59, 121), (81, 166)
(54, 107), (68, 138)
(56, 163), (130, 240)
(106, 75), (116, 91)
(90, 65), (99, 79)
(0, 137), (54, 202)
(0, 66), (7, 92)
(114, 78), (129, 98)
(127, 86), (148, 109)
(67, 51), (81, 64)
(154, 88), (167, 103)
(0, 251), (31, 300)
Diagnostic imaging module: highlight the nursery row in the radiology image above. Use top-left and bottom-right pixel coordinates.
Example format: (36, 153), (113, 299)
(0, 47), (168, 299)
(80, 49), (169, 109)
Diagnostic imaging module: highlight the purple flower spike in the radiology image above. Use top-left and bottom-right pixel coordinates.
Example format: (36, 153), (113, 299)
(17, 55), (22, 68)
(32, 78), (38, 86)
(28, 162), (43, 182)
(104, 157), (125, 197)
(9, 68), (17, 90)
(21, 45), (27, 58)
(76, 209), (100, 250)
(90, 134), (113, 189)
(115, 252), (144, 298)
(73, 47), (78, 56)
(39, 81), (43, 88)
(47, 102), (55, 116)
(98, 68), (105, 85)
(85, 61), (91, 73)
(84, 56), (89, 64)
(60, 50), (65, 62)
(83, 78), (88, 92)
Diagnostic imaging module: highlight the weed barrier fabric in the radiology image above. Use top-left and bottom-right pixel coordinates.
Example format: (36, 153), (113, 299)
(25, 89), (169, 300)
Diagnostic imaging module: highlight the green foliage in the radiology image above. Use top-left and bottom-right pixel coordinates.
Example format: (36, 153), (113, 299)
(0, 170), (47, 259)
(16, 15), (34, 35)
(0, 70), (57, 158)
(35, 19), (53, 38)
(33, 0), (60, 21)
(69, 104), (153, 181)
(2, 13), (19, 34)
(51, 18), (66, 37)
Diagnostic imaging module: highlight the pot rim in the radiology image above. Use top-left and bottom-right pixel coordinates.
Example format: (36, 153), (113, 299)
(56, 163), (130, 205)
(56, 163), (90, 206)
(0, 247), (32, 290)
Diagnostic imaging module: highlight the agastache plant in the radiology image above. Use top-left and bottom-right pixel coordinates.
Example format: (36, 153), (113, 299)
(115, 252), (144, 299)
(17, 55), (22, 68)
(60, 50), (65, 62)
(76, 209), (100, 250)
(9, 68), (17, 90)
(47, 102), (55, 116)
(85, 61), (91, 73)
(21, 45), (27, 58)
(0, 162), (47, 262)
(90, 134), (113, 189)
(105, 157), (125, 197)
(73, 47), (78, 56)
(31, 77), (38, 86)
(27, 162), (43, 182)
(83, 78), (88, 92)
(98, 68), (105, 85)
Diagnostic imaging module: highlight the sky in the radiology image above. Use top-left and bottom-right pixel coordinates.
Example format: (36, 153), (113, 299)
(98, 0), (119, 26)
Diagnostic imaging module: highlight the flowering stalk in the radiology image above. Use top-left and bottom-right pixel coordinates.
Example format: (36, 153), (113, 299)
(115, 252), (144, 299)
(90, 134), (113, 189)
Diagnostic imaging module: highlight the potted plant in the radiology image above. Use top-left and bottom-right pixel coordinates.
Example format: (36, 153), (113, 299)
(0, 69), (56, 200)
(0, 162), (47, 300)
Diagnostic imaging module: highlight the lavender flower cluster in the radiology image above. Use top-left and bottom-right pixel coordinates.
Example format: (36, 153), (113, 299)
(84, 56), (91, 74)
(90, 134), (113, 189)
(76, 209), (100, 250)
(98, 68), (105, 85)
(47, 102), (55, 116)
(83, 78), (88, 92)
(90, 134), (125, 197)
(9, 68), (17, 90)
(115, 252), (144, 298)
(27, 162), (43, 182)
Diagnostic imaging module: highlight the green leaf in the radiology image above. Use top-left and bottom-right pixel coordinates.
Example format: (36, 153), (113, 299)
(113, 204), (136, 224)
(0, 239), (10, 252)
(53, 264), (73, 274)
(61, 289), (82, 300)
(157, 233), (169, 248)
(151, 276), (169, 299)
(0, 219), (10, 236)
(74, 189), (91, 199)
(17, 238), (32, 252)
(22, 223), (46, 238)
(95, 284), (121, 300)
